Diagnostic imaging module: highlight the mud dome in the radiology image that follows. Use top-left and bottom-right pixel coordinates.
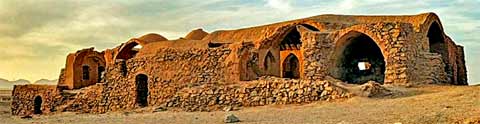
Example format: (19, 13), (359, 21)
(12, 13), (467, 116)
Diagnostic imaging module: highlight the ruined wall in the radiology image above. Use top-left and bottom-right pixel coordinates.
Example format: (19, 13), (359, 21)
(456, 45), (468, 85)
(100, 47), (233, 111)
(11, 85), (61, 116)
(60, 84), (107, 113)
(409, 22), (467, 85)
(168, 77), (351, 111)
(61, 48), (106, 90)
(301, 22), (413, 85)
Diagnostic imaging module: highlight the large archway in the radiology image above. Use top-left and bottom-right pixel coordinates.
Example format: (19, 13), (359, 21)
(34, 96), (42, 114)
(116, 42), (142, 60)
(135, 74), (148, 107)
(282, 54), (300, 79)
(427, 22), (450, 75)
(333, 32), (385, 84)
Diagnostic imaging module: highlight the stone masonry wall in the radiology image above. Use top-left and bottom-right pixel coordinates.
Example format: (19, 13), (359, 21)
(100, 47), (232, 112)
(11, 85), (61, 116)
(166, 77), (351, 112)
(60, 84), (106, 113)
(302, 22), (413, 85)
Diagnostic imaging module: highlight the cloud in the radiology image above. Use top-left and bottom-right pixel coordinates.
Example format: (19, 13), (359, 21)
(263, 0), (293, 12)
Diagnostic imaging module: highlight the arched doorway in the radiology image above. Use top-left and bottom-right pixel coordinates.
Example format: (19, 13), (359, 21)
(135, 74), (148, 107)
(264, 51), (276, 75)
(334, 32), (385, 84)
(282, 54), (300, 79)
(34, 96), (42, 114)
(428, 22), (450, 76)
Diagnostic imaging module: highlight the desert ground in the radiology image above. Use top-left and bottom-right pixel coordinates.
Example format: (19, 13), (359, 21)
(1, 85), (479, 124)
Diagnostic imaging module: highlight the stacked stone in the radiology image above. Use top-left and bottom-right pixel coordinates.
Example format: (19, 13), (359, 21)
(168, 77), (352, 112)
(414, 53), (448, 84)
(11, 85), (61, 116)
(302, 29), (334, 80)
(368, 22), (411, 84)
(61, 84), (106, 113)
(97, 47), (233, 112)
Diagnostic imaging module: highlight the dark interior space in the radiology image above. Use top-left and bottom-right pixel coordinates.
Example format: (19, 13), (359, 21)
(282, 54), (300, 79)
(428, 22), (451, 77)
(337, 33), (385, 84)
(136, 74), (149, 107)
(34, 96), (42, 114)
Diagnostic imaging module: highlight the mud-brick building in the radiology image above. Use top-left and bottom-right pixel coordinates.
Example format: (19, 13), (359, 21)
(11, 13), (467, 116)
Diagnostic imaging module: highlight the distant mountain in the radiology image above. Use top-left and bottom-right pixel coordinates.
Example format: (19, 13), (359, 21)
(0, 78), (31, 90)
(0, 78), (58, 90)
(34, 79), (58, 85)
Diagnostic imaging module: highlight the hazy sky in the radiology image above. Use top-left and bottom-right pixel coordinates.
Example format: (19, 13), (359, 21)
(0, 0), (479, 84)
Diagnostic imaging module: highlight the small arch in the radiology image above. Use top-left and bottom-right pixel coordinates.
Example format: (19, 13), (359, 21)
(332, 31), (386, 84)
(82, 65), (90, 80)
(135, 74), (149, 107)
(264, 51), (275, 71)
(282, 54), (300, 79)
(34, 96), (42, 114)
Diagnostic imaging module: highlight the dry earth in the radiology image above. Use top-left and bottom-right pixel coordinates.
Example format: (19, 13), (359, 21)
(1, 85), (479, 124)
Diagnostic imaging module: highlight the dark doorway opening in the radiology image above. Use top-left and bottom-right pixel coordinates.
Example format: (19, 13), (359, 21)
(82, 65), (90, 80)
(428, 22), (451, 76)
(135, 74), (148, 107)
(264, 51), (275, 72)
(98, 66), (105, 82)
(34, 96), (42, 114)
(282, 54), (300, 79)
(336, 32), (385, 84)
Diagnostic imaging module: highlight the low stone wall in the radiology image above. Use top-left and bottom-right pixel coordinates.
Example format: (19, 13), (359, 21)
(11, 85), (61, 116)
(41, 77), (351, 114)
(61, 84), (106, 113)
(167, 77), (352, 111)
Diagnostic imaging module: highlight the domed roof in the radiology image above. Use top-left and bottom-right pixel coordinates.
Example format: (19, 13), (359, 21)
(138, 33), (168, 42)
(184, 29), (208, 40)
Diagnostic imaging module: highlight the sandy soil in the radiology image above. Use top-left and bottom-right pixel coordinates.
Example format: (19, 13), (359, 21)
(1, 85), (479, 124)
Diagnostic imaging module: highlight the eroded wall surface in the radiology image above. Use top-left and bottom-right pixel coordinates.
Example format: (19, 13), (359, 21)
(11, 85), (61, 116)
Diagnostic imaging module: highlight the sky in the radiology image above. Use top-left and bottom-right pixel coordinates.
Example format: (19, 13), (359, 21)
(0, 0), (479, 85)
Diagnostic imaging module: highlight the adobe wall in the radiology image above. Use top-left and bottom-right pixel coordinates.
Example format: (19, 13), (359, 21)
(100, 47), (233, 111)
(11, 85), (61, 116)
(59, 48), (106, 89)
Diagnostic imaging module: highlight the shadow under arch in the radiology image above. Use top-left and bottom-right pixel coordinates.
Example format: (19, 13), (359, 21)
(331, 31), (386, 84)
(282, 53), (300, 79)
